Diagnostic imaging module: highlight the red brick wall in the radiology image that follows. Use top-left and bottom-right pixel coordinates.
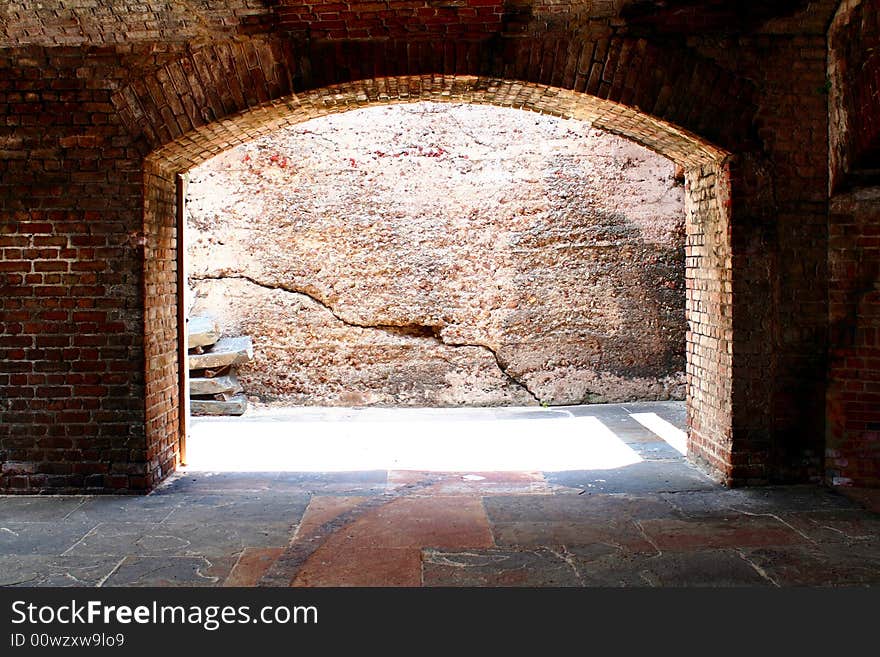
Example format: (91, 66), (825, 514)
(688, 24), (831, 483)
(0, 48), (147, 492)
(683, 162), (733, 480)
(276, 0), (504, 40)
(826, 0), (880, 487)
(828, 190), (880, 486)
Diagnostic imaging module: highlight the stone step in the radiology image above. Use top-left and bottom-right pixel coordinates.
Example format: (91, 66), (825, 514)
(190, 393), (248, 416)
(188, 336), (253, 370)
(189, 373), (243, 396)
(188, 316), (220, 349)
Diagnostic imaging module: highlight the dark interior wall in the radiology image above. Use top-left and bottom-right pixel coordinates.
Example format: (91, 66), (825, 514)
(827, 0), (880, 487)
(829, 0), (880, 189)
(0, 0), (869, 492)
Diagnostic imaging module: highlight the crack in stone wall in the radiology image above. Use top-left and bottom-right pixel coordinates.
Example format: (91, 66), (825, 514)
(191, 273), (543, 404)
(185, 104), (688, 407)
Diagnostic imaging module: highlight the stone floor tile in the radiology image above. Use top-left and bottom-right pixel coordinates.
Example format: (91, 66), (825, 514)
(62, 521), (297, 559)
(163, 493), (310, 525)
(656, 488), (854, 518)
(776, 509), (880, 544)
(291, 547), (422, 587)
(628, 443), (686, 461)
(565, 545), (652, 586)
(546, 460), (718, 495)
(490, 520), (655, 551)
(739, 545), (880, 586)
(600, 549), (771, 587)
(422, 547), (582, 587)
(154, 471), (387, 496)
(483, 493), (677, 523)
(102, 556), (236, 587)
(0, 555), (123, 587)
(387, 470), (550, 496)
(224, 547), (286, 586)
(660, 491), (750, 518)
(294, 496), (368, 540)
(0, 521), (99, 556)
(0, 496), (88, 522)
(637, 515), (807, 551)
(64, 495), (179, 524)
(325, 497), (494, 550)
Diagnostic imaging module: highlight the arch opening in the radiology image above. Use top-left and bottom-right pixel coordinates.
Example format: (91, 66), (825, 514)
(142, 75), (734, 487)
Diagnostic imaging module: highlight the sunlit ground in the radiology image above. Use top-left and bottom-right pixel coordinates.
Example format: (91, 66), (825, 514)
(185, 405), (687, 473)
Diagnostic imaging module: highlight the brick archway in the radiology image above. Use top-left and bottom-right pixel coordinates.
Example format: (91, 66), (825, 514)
(141, 74), (741, 488)
(0, 2), (842, 495)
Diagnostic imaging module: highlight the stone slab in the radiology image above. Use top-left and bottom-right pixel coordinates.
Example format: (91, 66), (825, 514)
(0, 555), (123, 587)
(187, 316), (220, 349)
(740, 544), (880, 586)
(164, 493), (310, 525)
(321, 497), (494, 550)
(545, 460), (718, 495)
(387, 470), (550, 496)
(291, 547), (422, 587)
(224, 547), (286, 587)
(489, 520), (655, 551)
(64, 495), (179, 524)
(776, 509), (880, 544)
(424, 545), (766, 587)
(588, 549), (771, 587)
(0, 496), (87, 522)
(189, 373), (243, 396)
(102, 556), (235, 587)
(188, 336), (252, 370)
(62, 520), (297, 559)
(483, 493), (677, 523)
(153, 471), (388, 496)
(0, 521), (99, 556)
(294, 496), (367, 540)
(422, 547), (583, 587)
(661, 486), (860, 519)
(637, 515), (807, 551)
(190, 393), (247, 416)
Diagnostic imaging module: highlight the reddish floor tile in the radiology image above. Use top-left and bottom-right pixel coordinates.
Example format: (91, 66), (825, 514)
(322, 497), (494, 550)
(779, 509), (880, 543)
(638, 515), (807, 551)
(295, 496), (368, 539)
(387, 471), (550, 496)
(291, 547), (422, 587)
(739, 545), (880, 586)
(224, 547), (285, 587)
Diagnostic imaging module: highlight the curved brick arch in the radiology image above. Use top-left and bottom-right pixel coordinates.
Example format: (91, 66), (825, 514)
(114, 33), (759, 156)
(141, 74), (738, 489)
(147, 75), (729, 169)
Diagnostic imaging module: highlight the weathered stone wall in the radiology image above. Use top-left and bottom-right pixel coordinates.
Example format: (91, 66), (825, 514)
(185, 103), (686, 406)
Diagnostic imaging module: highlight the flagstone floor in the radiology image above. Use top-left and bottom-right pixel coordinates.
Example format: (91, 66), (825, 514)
(2, 402), (879, 587)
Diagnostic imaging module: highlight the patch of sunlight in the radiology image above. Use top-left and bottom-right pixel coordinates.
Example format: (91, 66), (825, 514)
(185, 409), (644, 473)
(629, 412), (687, 455)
